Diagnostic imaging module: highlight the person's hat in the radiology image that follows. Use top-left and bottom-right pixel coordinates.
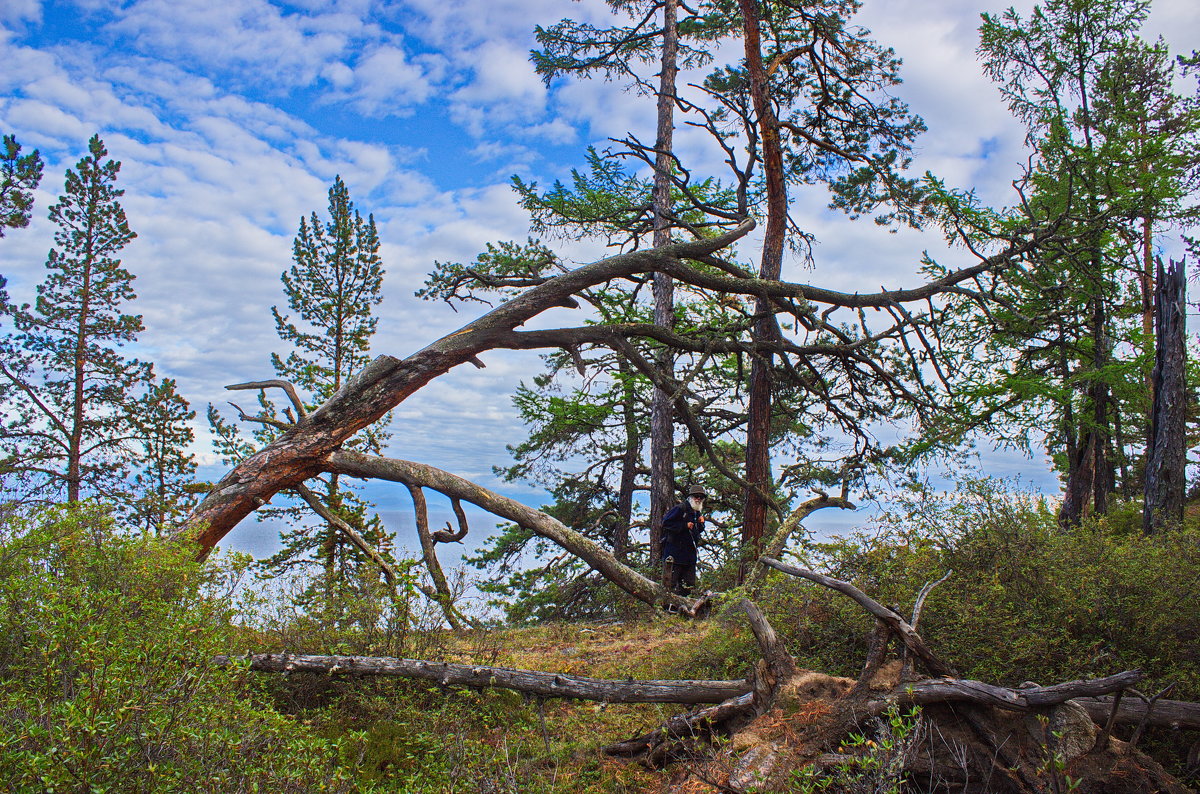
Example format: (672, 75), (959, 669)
(687, 485), (707, 498)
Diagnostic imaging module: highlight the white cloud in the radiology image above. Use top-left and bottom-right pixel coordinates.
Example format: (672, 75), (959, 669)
(331, 43), (436, 117)
(106, 0), (356, 87)
(0, 1), (41, 26)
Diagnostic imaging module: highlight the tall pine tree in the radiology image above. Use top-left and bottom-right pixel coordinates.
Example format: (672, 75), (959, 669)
(259, 176), (390, 581)
(1, 135), (150, 504)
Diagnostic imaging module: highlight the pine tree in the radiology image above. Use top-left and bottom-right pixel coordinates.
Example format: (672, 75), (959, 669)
(259, 176), (389, 580)
(0, 135), (44, 236)
(0, 135), (149, 503)
(130, 377), (198, 534)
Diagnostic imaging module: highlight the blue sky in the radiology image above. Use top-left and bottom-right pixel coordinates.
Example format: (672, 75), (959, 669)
(1, 0), (1196, 566)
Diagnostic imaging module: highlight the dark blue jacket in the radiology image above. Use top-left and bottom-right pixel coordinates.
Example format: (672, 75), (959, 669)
(661, 502), (704, 563)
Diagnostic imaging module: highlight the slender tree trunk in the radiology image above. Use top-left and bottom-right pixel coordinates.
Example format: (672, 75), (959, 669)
(615, 359), (638, 561)
(68, 231), (96, 504)
(739, 0), (787, 568)
(648, 0), (679, 566)
(1140, 120), (1154, 372)
(1144, 258), (1186, 534)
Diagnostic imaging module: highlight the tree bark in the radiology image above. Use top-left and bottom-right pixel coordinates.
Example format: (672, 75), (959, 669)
(649, 0), (680, 568)
(879, 671), (1143, 712)
(224, 652), (749, 704)
(738, 0), (789, 567)
(759, 556), (957, 678)
(1076, 693), (1200, 730)
(406, 482), (464, 629)
(326, 451), (701, 612)
(1144, 258), (1187, 534)
(744, 493), (855, 591)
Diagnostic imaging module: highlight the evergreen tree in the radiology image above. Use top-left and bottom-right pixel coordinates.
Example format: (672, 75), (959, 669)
(258, 176), (390, 580)
(0, 135), (44, 236)
(130, 377), (198, 534)
(433, 0), (933, 613)
(0, 135), (149, 503)
(935, 0), (1200, 523)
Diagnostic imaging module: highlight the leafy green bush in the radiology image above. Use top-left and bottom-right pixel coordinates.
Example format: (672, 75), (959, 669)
(0, 503), (355, 792)
(740, 478), (1200, 700)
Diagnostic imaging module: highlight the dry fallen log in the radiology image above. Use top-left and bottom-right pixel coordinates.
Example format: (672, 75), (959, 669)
(880, 671), (1144, 712)
(1076, 694), (1200, 730)
(221, 653), (751, 704)
(603, 692), (756, 768)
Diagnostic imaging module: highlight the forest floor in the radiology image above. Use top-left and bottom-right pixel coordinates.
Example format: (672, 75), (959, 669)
(265, 614), (759, 793)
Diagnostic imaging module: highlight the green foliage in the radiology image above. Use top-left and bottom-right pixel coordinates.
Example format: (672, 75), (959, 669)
(129, 377), (198, 535)
(210, 175), (393, 585)
(1, 135), (155, 505)
(0, 503), (354, 792)
(419, 238), (559, 308)
(531, 0), (722, 88)
(738, 479), (1200, 700)
(785, 703), (923, 794)
(930, 0), (1200, 519)
(0, 134), (44, 235)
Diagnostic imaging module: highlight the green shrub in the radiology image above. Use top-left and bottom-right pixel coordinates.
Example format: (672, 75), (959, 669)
(737, 478), (1200, 700)
(0, 504), (355, 792)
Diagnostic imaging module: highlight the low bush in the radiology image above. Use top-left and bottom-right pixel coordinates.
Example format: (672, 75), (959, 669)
(0, 503), (355, 792)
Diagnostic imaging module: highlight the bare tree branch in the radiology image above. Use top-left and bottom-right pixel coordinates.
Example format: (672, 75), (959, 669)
(226, 379), (308, 420)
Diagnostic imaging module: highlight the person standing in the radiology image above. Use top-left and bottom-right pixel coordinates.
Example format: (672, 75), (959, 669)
(661, 485), (706, 597)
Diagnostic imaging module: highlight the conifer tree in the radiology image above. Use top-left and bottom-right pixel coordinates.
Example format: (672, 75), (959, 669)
(130, 377), (198, 534)
(259, 176), (389, 580)
(0, 135), (149, 503)
(0, 135), (44, 236)
(935, 0), (1200, 523)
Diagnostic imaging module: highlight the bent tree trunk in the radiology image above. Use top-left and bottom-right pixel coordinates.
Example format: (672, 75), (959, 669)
(175, 224), (754, 612)
(326, 452), (698, 611)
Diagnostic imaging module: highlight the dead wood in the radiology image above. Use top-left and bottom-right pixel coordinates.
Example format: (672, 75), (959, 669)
(430, 497), (468, 543)
(876, 671), (1144, 712)
(743, 493), (856, 591)
(324, 450), (702, 613)
(739, 599), (799, 685)
(293, 482), (474, 629)
(603, 693), (757, 768)
(759, 556), (957, 678)
(220, 652), (750, 704)
(406, 482), (462, 630)
(180, 221), (756, 555)
(1075, 692), (1200, 730)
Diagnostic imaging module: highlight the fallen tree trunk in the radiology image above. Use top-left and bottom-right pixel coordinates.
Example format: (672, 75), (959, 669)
(879, 671), (1144, 712)
(221, 652), (751, 704)
(1076, 694), (1200, 730)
